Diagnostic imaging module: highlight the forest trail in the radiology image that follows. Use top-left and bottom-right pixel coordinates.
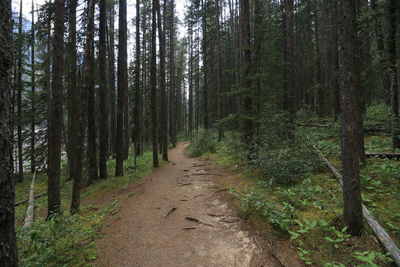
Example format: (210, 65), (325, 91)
(96, 142), (299, 267)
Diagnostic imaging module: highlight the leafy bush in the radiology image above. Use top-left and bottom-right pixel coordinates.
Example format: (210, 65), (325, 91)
(187, 129), (218, 157)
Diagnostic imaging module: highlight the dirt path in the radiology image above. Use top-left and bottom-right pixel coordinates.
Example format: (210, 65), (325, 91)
(96, 142), (299, 267)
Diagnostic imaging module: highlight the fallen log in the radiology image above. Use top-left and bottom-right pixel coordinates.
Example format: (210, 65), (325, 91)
(365, 152), (400, 159)
(297, 122), (391, 135)
(15, 180), (73, 207)
(23, 171), (36, 228)
(296, 122), (329, 127)
(311, 141), (400, 265)
(364, 127), (391, 134)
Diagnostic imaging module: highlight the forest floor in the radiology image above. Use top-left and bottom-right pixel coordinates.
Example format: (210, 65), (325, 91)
(95, 142), (302, 267)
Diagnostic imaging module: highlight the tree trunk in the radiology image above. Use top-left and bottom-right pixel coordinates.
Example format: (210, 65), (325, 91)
(188, 29), (194, 138)
(65, 0), (77, 184)
(71, 0), (95, 211)
(66, 0), (78, 182)
(201, 0), (210, 129)
(67, 0), (83, 214)
(216, 0), (223, 141)
(134, 0), (141, 157)
(151, 0), (159, 167)
(115, 0), (128, 176)
(30, 0), (36, 174)
(0, 0), (19, 264)
(168, 0), (176, 147)
(17, 0), (24, 183)
(87, 0), (98, 184)
(240, 0), (253, 141)
(337, 0), (363, 235)
(99, 0), (109, 179)
(108, 1), (116, 157)
(123, 87), (129, 160)
(388, 0), (400, 150)
(48, 0), (65, 216)
(156, 0), (168, 161)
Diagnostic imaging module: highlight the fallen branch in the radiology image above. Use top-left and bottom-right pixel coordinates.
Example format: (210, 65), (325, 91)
(156, 207), (177, 229)
(209, 188), (229, 197)
(184, 216), (214, 227)
(220, 217), (240, 223)
(297, 122), (391, 135)
(192, 164), (206, 167)
(15, 180), (73, 207)
(296, 122), (329, 127)
(23, 171), (36, 228)
(182, 227), (197, 230)
(176, 183), (192, 187)
(311, 141), (400, 265)
(365, 152), (400, 159)
(364, 127), (391, 134)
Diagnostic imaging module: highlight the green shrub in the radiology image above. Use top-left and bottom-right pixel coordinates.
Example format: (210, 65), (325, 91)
(188, 129), (218, 157)
(252, 141), (322, 185)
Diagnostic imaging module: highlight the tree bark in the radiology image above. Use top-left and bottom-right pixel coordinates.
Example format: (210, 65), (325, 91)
(151, 0), (159, 167)
(240, 0), (253, 141)
(108, 1), (116, 157)
(47, 0), (65, 217)
(337, 0), (363, 235)
(216, 0), (223, 141)
(115, 0), (128, 176)
(71, 0), (94, 211)
(156, 0), (168, 161)
(0, 0), (19, 264)
(188, 29), (194, 138)
(87, 0), (98, 184)
(168, 0), (176, 146)
(30, 0), (36, 174)
(17, 0), (24, 183)
(388, 0), (400, 150)
(201, 0), (210, 129)
(66, 0), (78, 182)
(99, 0), (109, 179)
(68, 0), (83, 214)
(134, 0), (141, 157)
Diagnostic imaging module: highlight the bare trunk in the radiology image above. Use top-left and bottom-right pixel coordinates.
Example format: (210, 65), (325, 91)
(337, 0), (363, 235)
(0, 0), (19, 263)
(115, 0), (128, 176)
(48, 0), (65, 216)
(99, 0), (109, 179)
(134, 0), (141, 157)
(151, 0), (159, 167)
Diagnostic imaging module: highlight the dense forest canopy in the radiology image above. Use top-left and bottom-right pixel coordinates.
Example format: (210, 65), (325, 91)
(1, 0), (400, 265)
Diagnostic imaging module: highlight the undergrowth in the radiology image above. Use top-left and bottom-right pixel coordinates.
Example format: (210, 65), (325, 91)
(201, 104), (397, 266)
(15, 151), (155, 266)
(188, 129), (218, 157)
